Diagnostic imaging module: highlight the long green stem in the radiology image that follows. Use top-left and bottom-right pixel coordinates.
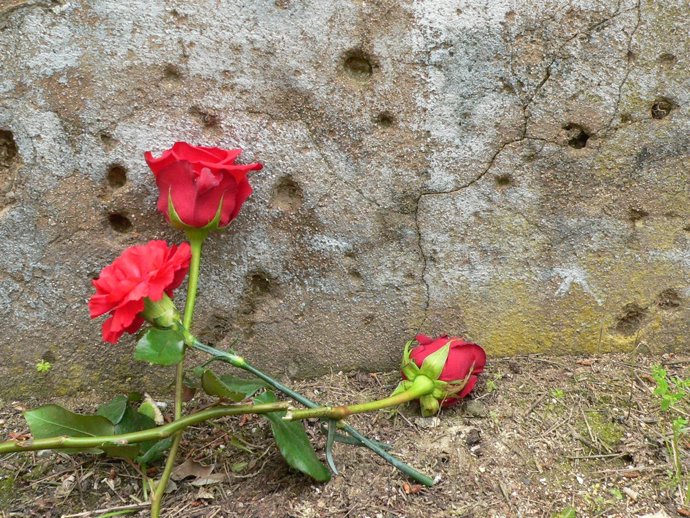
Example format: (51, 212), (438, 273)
(285, 376), (435, 420)
(0, 403), (288, 454)
(151, 236), (204, 517)
(189, 339), (436, 486)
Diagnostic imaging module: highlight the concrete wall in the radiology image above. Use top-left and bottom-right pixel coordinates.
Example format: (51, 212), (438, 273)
(0, 0), (687, 397)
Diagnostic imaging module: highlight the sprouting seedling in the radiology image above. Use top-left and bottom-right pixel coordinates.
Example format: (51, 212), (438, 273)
(35, 360), (52, 373)
(652, 365), (688, 411)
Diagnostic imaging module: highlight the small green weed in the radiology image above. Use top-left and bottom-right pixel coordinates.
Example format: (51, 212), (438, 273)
(652, 364), (690, 506)
(35, 360), (52, 373)
(551, 388), (566, 400)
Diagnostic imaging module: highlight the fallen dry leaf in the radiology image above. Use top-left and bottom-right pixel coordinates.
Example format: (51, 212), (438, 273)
(7, 431), (30, 441)
(190, 473), (227, 486)
(171, 459), (214, 482)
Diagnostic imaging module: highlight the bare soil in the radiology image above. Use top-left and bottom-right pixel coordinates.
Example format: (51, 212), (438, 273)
(0, 353), (687, 518)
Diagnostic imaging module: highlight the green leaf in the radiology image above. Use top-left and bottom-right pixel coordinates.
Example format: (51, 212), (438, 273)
(138, 395), (164, 425)
(134, 328), (185, 366)
(97, 396), (129, 424)
(101, 443), (141, 460)
(24, 405), (114, 454)
(552, 507), (576, 518)
(218, 375), (269, 398)
(418, 343), (450, 380)
(96, 401), (160, 460)
(254, 392), (331, 482)
(325, 420), (338, 475)
(136, 438), (173, 466)
(104, 406), (158, 460)
(114, 406), (156, 436)
(201, 370), (246, 402)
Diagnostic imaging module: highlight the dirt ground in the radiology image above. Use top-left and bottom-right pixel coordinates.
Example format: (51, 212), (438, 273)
(0, 353), (688, 518)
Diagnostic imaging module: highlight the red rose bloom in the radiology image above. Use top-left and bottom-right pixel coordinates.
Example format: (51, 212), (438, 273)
(409, 334), (486, 406)
(144, 142), (263, 229)
(89, 241), (191, 344)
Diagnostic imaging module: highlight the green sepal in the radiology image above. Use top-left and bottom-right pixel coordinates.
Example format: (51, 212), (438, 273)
(418, 343), (450, 380)
(254, 391), (331, 482)
(200, 369), (246, 402)
(389, 380), (412, 398)
(401, 340), (414, 367)
(134, 328), (185, 366)
(432, 380), (448, 400)
(167, 189), (225, 240)
(419, 394), (440, 417)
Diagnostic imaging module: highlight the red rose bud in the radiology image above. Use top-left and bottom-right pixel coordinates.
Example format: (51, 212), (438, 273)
(88, 241), (191, 343)
(144, 142), (263, 233)
(400, 334), (486, 416)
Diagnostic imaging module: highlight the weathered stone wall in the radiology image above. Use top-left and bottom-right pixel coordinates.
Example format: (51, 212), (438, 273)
(0, 0), (687, 398)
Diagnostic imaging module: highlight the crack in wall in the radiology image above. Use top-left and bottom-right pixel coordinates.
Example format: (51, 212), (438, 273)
(600, 0), (642, 137)
(412, 135), (533, 328)
(522, 1), (638, 132)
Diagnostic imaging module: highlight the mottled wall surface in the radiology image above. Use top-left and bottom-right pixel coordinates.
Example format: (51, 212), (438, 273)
(0, 0), (687, 397)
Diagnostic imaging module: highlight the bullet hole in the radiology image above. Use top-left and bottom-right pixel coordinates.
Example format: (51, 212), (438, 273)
(651, 98), (674, 119)
(106, 164), (127, 188)
(629, 207), (649, 225)
(100, 132), (118, 152)
(499, 77), (515, 94)
(563, 123), (590, 149)
(270, 176), (303, 213)
(189, 106), (220, 128)
(343, 50), (373, 81)
(202, 313), (232, 345)
(163, 63), (182, 80)
(620, 113), (632, 124)
(657, 53), (677, 67)
(375, 111), (395, 128)
(238, 270), (275, 321)
(657, 288), (681, 309)
(495, 174), (512, 187)
(248, 271), (272, 298)
(615, 303), (647, 335)
(0, 130), (18, 166)
(349, 268), (364, 285)
(108, 212), (133, 233)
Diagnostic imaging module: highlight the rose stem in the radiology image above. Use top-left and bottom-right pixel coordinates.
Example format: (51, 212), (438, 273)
(284, 375), (435, 420)
(190, 340), (436, 487)
(150, 235), (204, 517)
(0, 402), (288, 454)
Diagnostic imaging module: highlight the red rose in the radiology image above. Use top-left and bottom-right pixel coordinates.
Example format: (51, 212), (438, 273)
(88, 241), (191, 344)
(144, 142), (263, 229)
(409, 334), (486, 406)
